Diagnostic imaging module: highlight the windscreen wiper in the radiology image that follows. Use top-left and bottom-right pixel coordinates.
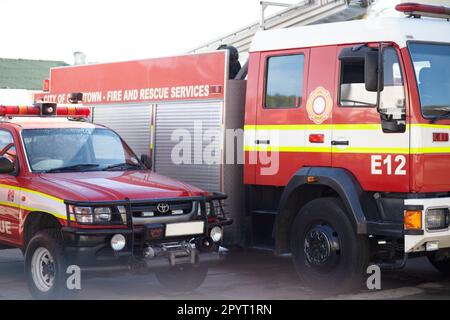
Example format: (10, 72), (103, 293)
(102, 162), (143, 171)
(44, 163), (100, 173)
(426, 106), (450, 123)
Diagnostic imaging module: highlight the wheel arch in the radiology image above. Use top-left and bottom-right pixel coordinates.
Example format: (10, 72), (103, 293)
(274, 167), (368, 255)
(23, 212), (62, 248)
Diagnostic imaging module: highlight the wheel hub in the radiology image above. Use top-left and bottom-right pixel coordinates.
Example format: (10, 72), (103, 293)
(304, 224), (340, 272)
(31, 247), (56, 292)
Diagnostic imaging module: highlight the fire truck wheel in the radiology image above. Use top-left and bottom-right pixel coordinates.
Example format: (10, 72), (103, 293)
(427, 252), (450, 275)
(291, 197), (369, 293)
(156, 264), (208, 293)
(24, 229), (74, 300)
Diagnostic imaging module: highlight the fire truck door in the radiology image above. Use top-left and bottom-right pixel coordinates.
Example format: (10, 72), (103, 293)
(0, 130), (21, 246)
(332, 46), (410, 192)
(254, 49), (310, 185)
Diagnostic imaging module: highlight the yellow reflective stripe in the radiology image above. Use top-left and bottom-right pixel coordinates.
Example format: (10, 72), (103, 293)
(0, 201), (68, 220)
(0, 184), (64, 203)
(411, 147), (450, 154)
(0, 201), (20, 209)
(21, 205), (69, 220)
(332, 147), (409, 154)
(246, 123), (450, 131)
(245, 146), (330, 152)
(244, 124), (383, 131)
(411, 124), (450, 129)
(246, 147), (450, 154)
(245, 146), (410, 154)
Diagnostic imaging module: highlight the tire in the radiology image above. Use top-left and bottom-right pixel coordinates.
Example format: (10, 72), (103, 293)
(156, 264), (208, 293)
(24, 229), (74, 300)
(290, 197), (369, 293)
(427, 252), (450, 275)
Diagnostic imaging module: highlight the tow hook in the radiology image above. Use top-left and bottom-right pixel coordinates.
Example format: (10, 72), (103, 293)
(143, 242), (198, 267)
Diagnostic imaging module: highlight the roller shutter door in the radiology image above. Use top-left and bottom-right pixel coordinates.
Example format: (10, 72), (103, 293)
(93, 104), (152, 157)
(154, 102), (222, 192)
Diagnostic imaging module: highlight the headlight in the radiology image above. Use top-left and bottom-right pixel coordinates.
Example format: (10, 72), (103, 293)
(426, 208), (450, 230)
(72, 206), (94, 224)
(210, 226), (223, 242)
(70, 206), (113, 224)
(205, 202), (212, 215)
(94, 207), (112, 222)
(197, 201), (213, 216)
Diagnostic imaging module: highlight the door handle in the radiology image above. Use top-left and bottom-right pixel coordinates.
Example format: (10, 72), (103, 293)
(331, 140), (349, 146)
(255, 139), (271, 145)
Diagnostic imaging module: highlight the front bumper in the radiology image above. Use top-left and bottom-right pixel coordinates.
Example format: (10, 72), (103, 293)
(61, 222), (231, 268)
(405, 197), (450, 253)
(61, 193), (232, 268)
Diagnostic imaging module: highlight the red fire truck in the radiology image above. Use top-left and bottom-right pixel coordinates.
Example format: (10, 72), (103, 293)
(0, 102), (230, 299)
(36, 3), (450, 292)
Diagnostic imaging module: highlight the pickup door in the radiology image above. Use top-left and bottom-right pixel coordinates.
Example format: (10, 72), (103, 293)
(0, 129), (21, 247)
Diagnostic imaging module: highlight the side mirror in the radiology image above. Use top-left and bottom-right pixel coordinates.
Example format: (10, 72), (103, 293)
(140, 154), (152, 170)
(365, 51), (384, 92)
(0, 157), (14, 174)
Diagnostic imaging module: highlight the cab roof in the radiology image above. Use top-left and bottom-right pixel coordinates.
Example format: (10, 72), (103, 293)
(250, 17), (450, 53)
(2, 117), (99, 130)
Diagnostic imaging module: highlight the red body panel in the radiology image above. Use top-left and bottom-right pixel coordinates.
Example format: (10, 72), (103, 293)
(35, 171), (203, 202)
(401, 47), (450, 193)
(35, 52), (227, 104)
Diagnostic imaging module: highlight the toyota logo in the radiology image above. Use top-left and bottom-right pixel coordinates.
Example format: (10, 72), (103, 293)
(156, 203), (170, 213)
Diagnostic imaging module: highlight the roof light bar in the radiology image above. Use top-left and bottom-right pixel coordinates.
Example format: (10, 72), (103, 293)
(396, 2), (450, 19)
(0, 103), (90, 118)
(56, 105), (91, 117)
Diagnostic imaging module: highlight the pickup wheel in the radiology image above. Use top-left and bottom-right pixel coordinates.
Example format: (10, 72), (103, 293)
(24, 229), (74, 300)
(290, 197), (369, 293)
(156, 264), (208, 293)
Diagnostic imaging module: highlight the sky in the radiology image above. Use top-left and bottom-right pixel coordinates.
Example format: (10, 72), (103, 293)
(0, 0), (301, 64)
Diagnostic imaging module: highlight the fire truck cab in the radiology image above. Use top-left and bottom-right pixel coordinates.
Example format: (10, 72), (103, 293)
(243, 3), (450, 291)
(0, 103), (230, 299)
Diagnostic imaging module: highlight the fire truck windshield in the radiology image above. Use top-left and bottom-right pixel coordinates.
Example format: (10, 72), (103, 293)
(21, 128), (142, 173)
(409, 42), (450, 119)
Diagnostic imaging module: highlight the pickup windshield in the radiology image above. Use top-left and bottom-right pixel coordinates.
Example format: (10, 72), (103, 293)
(22, 128), (142, 173)
(409, 42), (450, 118)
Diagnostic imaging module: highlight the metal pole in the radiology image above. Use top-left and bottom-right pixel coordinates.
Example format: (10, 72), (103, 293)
(259, 1), (295, 31)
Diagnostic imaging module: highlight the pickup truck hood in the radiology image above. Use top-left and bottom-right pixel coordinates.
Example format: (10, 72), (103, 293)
(36, 170), (205, 202)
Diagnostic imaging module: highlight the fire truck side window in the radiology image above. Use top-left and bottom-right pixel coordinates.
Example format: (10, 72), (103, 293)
(340, 56), (377, 107)
(0, 130), (16, 169)
(379, 47), (405, 114)
(265, 54), (304, 108)
(340, 47), (405, 109)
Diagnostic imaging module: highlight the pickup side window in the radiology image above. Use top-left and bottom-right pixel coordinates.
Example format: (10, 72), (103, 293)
(339, 47), (405, 109)
(0, 130), (16, 169)
(265, 54), (304, 109)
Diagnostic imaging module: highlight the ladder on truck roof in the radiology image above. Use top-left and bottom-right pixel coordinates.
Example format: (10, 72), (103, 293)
(188, 0), (369, 59)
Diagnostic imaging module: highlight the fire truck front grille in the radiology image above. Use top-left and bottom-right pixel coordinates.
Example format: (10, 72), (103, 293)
(131, 200), (194, 219)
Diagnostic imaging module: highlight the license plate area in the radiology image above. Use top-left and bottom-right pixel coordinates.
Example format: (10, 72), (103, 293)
(165, 221), (205, 237)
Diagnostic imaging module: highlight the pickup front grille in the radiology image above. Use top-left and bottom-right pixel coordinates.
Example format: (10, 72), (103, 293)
(131, 200), (194, 218)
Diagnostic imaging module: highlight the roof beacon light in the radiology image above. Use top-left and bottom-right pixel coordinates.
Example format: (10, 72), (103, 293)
(396, 2), (450, 19)
(0, 103), (90, 118)
(56, 105), (91, 117)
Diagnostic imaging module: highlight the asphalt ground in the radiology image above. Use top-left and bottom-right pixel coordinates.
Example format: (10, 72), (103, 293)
(0, 247), (449, 300)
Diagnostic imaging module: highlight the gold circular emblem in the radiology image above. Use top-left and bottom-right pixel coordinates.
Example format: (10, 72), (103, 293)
(306, 86), (333, 124)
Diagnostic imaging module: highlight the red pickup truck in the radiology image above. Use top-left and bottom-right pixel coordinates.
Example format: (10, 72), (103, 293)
(0, 103), (231, 299)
